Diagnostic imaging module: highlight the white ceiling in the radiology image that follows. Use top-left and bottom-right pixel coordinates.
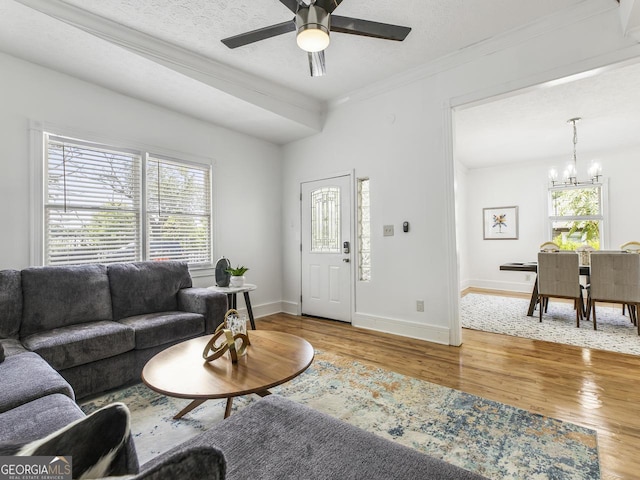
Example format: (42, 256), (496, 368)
(455, 60), (640, 169)
(0, 0), (627, 147)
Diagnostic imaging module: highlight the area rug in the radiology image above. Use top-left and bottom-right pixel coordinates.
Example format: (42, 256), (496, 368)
(461, 293), (640, 356)
(81, 350), (600, 479)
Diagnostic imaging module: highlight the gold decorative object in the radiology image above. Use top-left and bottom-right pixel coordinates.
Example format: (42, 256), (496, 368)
(202, 309), (250, 364)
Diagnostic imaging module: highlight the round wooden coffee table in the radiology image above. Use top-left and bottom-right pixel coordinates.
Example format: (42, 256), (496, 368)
(141, 330), (314, 419)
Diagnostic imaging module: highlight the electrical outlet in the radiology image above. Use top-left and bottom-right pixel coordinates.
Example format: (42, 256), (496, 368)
(383, 225), (394, 236)
(416, 300), (424, 312)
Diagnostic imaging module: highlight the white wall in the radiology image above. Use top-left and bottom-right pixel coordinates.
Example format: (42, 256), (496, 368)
(462, 144), (640, 292)
(282, 6), (640, 345)
(0, 52), (283, 315)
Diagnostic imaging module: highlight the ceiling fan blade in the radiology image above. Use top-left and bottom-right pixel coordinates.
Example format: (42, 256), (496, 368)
(279, 0), (300, 13)
(330, 15), (411, 41)
(308, 50), (326, 77)
(221, 20), (296, 49)
(314, 0), (344, 14)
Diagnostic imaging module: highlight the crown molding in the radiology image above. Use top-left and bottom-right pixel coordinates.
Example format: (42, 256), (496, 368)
(328, 0), (620, 110)
(15, 0), (324, 132)
(619, 0), (640, 40)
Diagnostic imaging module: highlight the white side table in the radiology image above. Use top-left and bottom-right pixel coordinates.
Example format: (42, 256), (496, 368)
(208, 283), (257, 330)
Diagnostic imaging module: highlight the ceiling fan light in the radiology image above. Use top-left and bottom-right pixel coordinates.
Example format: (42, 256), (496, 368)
(297, 27), (330, 52)
(296, 5), (331, 52)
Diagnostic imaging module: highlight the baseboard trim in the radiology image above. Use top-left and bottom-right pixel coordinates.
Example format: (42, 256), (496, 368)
(280, 301), (299, 316)
(468, 279), (533, 294)
(352, 313), (450, 345)
(233, 301), (286, 319)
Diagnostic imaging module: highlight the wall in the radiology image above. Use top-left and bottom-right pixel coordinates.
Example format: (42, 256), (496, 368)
(462, 144), (640, 292)
(282, 5), (640, 345)
(0, 52), (283, 315)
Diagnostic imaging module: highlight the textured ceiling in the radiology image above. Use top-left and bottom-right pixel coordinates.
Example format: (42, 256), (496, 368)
(0, 0), (624, 145)
(455, 60), (640, 169)
(56, 0), (588, 101)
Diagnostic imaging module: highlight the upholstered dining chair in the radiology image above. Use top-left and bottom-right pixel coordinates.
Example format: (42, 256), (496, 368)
(619, 242), (640, 317)
(539, 241), (560, 252)
(537, 251), (584, 326)
(588, 251), (640, 333)
(620, 241), (640, 253)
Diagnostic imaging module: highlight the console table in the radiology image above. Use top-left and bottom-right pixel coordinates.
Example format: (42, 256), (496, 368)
(208, 283), (257, 329)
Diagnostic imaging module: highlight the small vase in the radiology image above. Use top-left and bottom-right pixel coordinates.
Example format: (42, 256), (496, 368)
(229, 275), (245, 288)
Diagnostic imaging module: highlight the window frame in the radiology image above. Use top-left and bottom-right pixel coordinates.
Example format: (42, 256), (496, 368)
(30, 122), (215, 271)
(546, 181), (608, 249)
(356, 177), (371, 282)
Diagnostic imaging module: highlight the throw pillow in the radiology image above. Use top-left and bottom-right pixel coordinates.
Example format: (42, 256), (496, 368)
(0, 402), (136, 479)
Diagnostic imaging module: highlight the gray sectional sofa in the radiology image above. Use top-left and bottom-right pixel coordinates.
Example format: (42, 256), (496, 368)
(0, 261), (227, 399)
(0, 261), (486, 479)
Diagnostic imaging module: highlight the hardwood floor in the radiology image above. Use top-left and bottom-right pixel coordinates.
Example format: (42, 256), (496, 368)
(256, 312), (640, 480)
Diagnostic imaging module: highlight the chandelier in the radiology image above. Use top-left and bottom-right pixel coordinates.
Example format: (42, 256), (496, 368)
(549, 117), (602, 186)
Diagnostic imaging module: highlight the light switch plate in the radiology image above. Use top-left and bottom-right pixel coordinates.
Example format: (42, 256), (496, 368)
(383, 225), (394, 236)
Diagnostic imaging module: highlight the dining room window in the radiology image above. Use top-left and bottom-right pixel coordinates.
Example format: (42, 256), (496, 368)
(548, 184), (605, 250)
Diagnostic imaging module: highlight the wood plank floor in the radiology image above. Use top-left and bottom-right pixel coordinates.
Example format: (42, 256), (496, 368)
(256, 309), (640, 480)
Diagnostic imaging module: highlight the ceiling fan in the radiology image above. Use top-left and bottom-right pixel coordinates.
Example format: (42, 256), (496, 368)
(221, 0), (411, 77)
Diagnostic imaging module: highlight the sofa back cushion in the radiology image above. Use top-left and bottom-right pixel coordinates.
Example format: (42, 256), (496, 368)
(20, 264), (112, 337)
(108, 261), (192, 320)
(0, 270), (22, 338)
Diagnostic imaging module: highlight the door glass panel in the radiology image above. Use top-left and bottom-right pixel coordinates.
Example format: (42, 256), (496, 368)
(311, 187), (340, 253)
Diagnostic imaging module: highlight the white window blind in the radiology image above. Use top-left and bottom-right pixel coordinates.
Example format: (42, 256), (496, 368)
(147, 156), (212, 265)
(43, 133), (213, 267)
(45, 136), (141, 265)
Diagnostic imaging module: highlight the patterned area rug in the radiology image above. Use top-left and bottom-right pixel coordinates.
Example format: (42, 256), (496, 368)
(461, 293), (640, 356)
(81, 350), (600, 479)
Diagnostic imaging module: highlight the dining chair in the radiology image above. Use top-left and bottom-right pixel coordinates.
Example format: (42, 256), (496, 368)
(619, 242), (640, 317)
(539, 241), (560, 252)
(537, 251), (584, 326)
(620, 241), (640, 253)
(587, 251), (640, 333)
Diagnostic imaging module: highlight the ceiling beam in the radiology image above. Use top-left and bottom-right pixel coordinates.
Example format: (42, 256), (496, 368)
(14, 0), (324, 132)
(619, 0), (640, 41)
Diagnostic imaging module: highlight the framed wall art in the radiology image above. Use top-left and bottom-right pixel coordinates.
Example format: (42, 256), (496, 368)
(483, 206), (518, 240)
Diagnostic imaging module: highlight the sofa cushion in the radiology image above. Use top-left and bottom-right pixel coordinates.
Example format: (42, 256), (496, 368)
(119, 312), (204, 350)
(0, 338), (27, 357)
(0, 393), (84, 443)
(135, 446), (225, 480)
(22, 321), (135, 370)
(109, 262), (192, 320)
(0, 352), (74, 414)
(0, 403), (138, 480)
(20, 264), (113, 337)
(0, 269), (22, 338)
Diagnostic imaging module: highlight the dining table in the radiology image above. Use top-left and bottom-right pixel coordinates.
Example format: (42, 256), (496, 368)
(499, 262), (590, 316)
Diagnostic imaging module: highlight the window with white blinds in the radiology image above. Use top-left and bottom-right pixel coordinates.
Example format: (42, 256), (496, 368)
(44, 134), (212, 267)
(147, 156), (211, 265)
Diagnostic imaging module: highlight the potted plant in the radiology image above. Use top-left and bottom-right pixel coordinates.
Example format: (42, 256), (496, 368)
(226, 265), (249, 287)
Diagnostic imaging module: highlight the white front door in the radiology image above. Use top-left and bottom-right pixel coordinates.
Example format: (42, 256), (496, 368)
(301, 175), (352, 322)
